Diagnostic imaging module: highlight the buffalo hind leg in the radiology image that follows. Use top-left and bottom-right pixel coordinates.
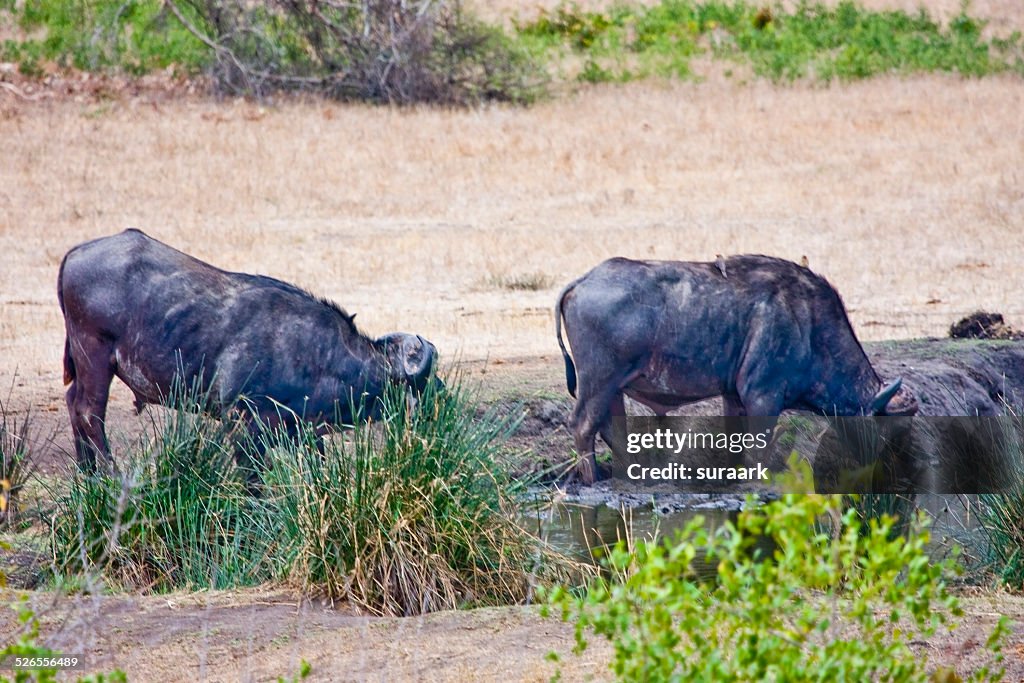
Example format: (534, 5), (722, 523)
(66, 337), (116, 472)
(570, 386), (625, 485)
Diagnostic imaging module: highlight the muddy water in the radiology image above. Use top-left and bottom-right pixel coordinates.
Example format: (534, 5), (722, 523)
(523, 492), (986, 580)
(521, 494), (740, 580)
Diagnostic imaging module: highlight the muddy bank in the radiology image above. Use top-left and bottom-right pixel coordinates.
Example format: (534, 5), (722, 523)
(870, 339), (1024, 415)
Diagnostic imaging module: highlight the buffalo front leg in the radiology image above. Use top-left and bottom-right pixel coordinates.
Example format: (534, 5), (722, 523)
(722, 394), (751, 467)
(733, 390), (782, 469)
(597, 392), (629, 477)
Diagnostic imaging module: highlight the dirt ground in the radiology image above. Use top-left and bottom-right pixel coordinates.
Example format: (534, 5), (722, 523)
(1, 586), (1023, 681)
(2, 0), (1024, 679)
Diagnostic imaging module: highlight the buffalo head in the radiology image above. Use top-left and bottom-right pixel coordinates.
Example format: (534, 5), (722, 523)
(374, 333), (441, 394)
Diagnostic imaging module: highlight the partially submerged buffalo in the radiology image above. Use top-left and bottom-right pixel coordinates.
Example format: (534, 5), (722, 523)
(59, 229), (439, 470)
(555, 255), (918, 484)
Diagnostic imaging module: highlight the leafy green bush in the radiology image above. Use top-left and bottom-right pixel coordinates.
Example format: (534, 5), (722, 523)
(545, 474), (1010, 681)
(517, 0), (1024, 83)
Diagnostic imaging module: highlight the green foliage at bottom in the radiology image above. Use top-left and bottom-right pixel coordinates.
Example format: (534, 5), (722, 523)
(545, 462), (1010, 682)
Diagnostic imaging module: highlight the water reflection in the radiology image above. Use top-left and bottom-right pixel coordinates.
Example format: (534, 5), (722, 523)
(522, 493), (985, 580)
(523, 498), (738, 581)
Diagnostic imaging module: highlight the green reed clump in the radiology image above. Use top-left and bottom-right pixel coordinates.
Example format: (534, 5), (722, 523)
(265, 378), (575, 615)
(49, 382), (281, 592)
(48, 374), (574, 611)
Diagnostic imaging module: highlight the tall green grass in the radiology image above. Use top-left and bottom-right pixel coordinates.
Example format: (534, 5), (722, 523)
(49, 389), (281, 591)
(979, 416), (1024, 588)
(0, 397), (42, 530)
(47, 375), (575, 613)
(516, 0), (1024, 83)
(263, 379), (571, 615)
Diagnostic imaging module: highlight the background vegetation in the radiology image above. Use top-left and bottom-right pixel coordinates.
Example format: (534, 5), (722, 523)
(0, 0), (545, 103)
(518, 0), (1024, 84)
(1, 0), (1021, 102)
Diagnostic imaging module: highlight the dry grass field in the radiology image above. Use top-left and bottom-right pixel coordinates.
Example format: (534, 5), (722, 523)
(2, 0), (1024, 679)
(3, 76), (1022, 396)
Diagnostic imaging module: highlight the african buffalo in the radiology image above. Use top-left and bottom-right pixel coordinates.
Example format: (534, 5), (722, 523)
(555, 255), (918, 484)
(59, 229), (439, 471)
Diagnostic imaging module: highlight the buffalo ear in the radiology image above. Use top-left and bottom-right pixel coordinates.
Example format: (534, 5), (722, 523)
(869, 378), (902, 415)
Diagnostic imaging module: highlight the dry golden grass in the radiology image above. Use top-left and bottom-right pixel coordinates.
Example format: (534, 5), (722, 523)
(3, 74), (1022, 385)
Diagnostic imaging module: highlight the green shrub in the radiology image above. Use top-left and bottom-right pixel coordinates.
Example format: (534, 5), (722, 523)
(545, 468), (1010, 681)
(186, 0), (544, 103)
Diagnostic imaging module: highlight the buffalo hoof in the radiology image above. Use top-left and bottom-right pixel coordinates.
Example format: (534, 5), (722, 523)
(572, 453), (599, 486)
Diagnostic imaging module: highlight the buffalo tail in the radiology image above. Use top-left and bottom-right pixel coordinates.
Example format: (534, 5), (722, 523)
(555, 279), (579, 398)
(57, 253), (75, 386)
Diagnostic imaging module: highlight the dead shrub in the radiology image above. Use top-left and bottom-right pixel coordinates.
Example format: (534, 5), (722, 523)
(166, 0), (545, 104)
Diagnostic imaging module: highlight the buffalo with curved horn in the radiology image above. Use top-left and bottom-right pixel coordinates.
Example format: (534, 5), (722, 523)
(556, 255), (918, 484)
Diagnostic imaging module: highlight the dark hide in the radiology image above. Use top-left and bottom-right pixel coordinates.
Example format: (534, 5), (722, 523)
(555, 255), (918, 484)
(59, 229), (439, 471)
